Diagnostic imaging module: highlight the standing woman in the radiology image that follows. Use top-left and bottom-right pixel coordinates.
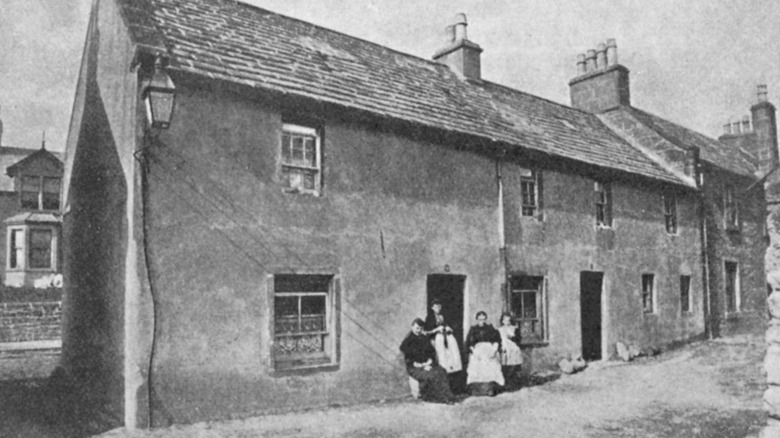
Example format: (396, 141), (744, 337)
(424, 300), (463, 375)
(498, 312), (523, 389)
(465, 311), (504, 396)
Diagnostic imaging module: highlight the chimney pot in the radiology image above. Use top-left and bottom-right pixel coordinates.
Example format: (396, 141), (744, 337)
(723, 122), (732, 135)
(758, 84), (769, 103)
(606, 39), (618, 66)
(596, 43), (607, 69)
(742, 115), (751, 133)
(586, 49), (597, 72)
(454, 13), (468, 41)
(576, 54), (587, 75)
(732, 121), (742, 134)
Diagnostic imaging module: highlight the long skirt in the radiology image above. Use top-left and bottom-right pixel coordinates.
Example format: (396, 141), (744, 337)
(408, 365), (455, 403)
(500, 340), (523, 366)
(466, 342), (505, 387)
(433, 333), (463, 373)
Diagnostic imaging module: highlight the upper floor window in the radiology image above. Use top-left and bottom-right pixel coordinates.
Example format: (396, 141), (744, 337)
(21, 176), (61, 211)
(281, 124), (321, 195)
(723, 185), (739, 230)
(594, 181), (612, 227)
(520, 169), (541, 218)
(509, 275), (547, 344)
(663, 194), (677, 234)
(642, 273), (655, 314)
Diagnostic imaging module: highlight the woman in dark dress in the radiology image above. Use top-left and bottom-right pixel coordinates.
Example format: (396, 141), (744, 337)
(400, 318), (456, 404)
(465, 311), (504, 396)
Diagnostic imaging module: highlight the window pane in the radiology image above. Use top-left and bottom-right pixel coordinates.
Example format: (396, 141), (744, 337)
(21, 176), (40, 209)
(275, 275), (330, 293)
(28, 229), (52, 269)
(304, 137), (316, 167)
(304, 169), (316, 190)
(521, 291), (537, 318)
(274, 334), (324, 356)
(282, 133), (291, 163)
(680, 276), (691, 313)
(9, 229), (23, 269)
(292, 136), (304, 163)
(275, 296), (299, 334)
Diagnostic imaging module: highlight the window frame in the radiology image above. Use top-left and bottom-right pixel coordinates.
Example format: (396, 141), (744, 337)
(270, 273), (339, 373)
(663, 194), (678, 234)
(508, 275), (548, 345)
(520, 169), (541, 219)
(280, 123), (322, 196)
(724, 261), (740, 313)
(594, 181), (613, 228)
(19, 175), (61, 211)
(6, 225), (57, 272)
(723, 185), (739, 231)
(641, 273), (655, 314)
(680, 275), (691, 314)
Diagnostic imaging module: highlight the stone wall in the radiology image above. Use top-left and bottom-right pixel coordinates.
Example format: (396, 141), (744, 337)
(764, 292), (780, 436)
(0, 301), (62, 343)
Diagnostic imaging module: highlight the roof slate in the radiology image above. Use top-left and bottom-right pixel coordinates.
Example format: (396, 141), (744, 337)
(117, 0), (689, 185)
(625, 107), (757, 177)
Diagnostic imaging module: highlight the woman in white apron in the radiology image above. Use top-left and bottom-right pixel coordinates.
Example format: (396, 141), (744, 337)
(424, 300), (463, 376)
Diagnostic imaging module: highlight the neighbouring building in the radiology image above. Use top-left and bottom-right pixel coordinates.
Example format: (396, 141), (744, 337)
(60, 0), (773, 430)
(0, 115), (64, 288)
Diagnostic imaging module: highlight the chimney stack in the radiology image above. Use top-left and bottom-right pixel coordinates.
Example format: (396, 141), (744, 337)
(751, 84), (779, 174)
(569, 39), (630, 113)
(433, 13), (483, 81)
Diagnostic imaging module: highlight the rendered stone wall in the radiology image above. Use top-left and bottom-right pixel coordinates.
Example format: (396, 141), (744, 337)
(763, 292), (780, 436)
(0, 301), (61, 342)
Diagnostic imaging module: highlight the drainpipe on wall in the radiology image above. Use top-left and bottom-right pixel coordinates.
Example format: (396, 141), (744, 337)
(496, 157), (509, 310)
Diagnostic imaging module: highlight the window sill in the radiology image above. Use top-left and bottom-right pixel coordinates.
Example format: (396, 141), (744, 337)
(596, 224), (613, 230)
(282, 188), (321, 197)
(271, 363), (339, 377)
(519, 341), (549, 349)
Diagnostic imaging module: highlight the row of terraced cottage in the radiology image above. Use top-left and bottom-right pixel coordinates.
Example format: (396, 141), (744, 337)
(60, 0), (777, 430)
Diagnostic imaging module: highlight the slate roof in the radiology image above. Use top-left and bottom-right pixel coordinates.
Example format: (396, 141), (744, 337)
(116, 0), (689, 186)
(0, 147), (37, 192)
(625, 107), (757, 177)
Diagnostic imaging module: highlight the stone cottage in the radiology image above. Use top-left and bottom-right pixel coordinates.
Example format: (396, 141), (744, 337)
(60, 0), (772, 430)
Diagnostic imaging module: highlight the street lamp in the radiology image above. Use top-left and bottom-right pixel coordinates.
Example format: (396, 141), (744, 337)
(142, 55), (176, 129)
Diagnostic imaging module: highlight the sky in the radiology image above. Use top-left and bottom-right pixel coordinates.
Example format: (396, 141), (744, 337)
(1, 0), (779, 153)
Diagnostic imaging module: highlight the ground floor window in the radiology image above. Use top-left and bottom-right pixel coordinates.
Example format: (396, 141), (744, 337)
(642, 274), (655, 314)
(273, 274), (338, 371)
(509, 275), (547, 343)
(6, 225), (57, 271)
(725, 261), (740, 313)
(680, 275), (691, 313)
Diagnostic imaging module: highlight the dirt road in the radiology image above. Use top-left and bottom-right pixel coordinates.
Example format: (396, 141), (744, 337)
(94, 334), (766, 438)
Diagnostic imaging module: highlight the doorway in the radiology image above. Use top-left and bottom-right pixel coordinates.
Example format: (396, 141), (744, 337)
(580, 271), (603, 361)
(426, 274), (466, 344)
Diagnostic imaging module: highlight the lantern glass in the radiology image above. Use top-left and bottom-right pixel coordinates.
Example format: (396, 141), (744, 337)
(145, 88), (175, 129)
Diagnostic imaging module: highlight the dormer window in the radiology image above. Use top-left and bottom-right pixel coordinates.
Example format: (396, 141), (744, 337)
(21, 176), (61, 210)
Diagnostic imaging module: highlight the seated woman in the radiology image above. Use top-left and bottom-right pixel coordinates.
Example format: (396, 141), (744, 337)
(400, 318), (457, 404)
(465, 311), (504, 396)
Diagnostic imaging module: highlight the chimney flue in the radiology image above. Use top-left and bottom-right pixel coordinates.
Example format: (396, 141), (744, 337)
(759, 84), (769, 103)
(453, 13), (467, 41)
(596, 43), (607, 69)
(732, 120), (742, 134)
(576, 54), (586, 75)
(606, 39), (617, 66)
(586, 49), (597, 72)
(742, 115), (751, 133)
(723, 121), (732, 135)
